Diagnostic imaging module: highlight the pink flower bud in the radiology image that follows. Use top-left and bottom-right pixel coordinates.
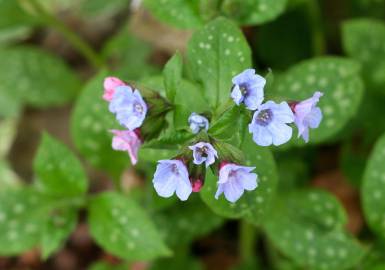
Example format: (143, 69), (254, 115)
(191, 178), (204, 192)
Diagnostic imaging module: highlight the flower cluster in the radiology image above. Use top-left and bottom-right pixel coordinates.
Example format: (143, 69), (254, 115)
(231, 69), (323, 145)
(103, 69), (323, 203)
(103, 77), (147, 165)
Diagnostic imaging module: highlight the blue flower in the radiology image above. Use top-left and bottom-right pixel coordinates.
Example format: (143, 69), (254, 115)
(188, 113), (209, 134)
(248, 101), (294, 146)
(189, 142), (218, 168)
(293, 91), (323, 142)
(109, 85), (147, 131)
(231, 69), (265, 110)
(215, 163), (258, 203)
(152, 159), (192, 201)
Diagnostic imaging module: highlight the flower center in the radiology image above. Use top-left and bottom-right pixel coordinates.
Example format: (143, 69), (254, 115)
(239, 84), (248, 96)
(134, 102), (143, 113)
(197, 146), (208, 157)
(256, 109), (273, 126)
(171, 164), (179, 174)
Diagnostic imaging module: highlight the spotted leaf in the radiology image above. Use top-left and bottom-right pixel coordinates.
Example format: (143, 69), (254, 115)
(34, 133), (88, 197)
(71, 72), (129, 178)
(143, 0), (204, 29)
(264, 190), (366, 270)
(362, 133), (385, 238)
(0, 47), (80, 110)
(154, 199), (223, 247)
(221, 0), (288, 25)
(88, 192), (171, 260)
(187, 17), (252, 108)
(343, 19), (385, 92)
(0, 188), (47, 255)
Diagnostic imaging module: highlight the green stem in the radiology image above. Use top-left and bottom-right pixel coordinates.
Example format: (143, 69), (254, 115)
(239, 219), (257, 262)
(306, 0), (326, 56)
(27, 0), (104, 68)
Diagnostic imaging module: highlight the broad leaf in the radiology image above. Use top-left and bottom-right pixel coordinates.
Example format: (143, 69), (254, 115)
(221, 0), (288, 25)
(187, 17), (251, 108)
(271, 57), (364, 144)
(264, 189), (366, 270)
(144, 0), (204, 29)
(0, 46), (80, 108)
(200, 134), (278, 225)
(163, 52), (183, 103)
(41, 208), (77, 259)
(34, 134), (88, 197)
(71, 72), (129, 177)
(154, 199), (223, 247)
(0, 188), (47, 255)
(0, 0), (37, 29)
(88, 192), (171, 260)
(102, 27), (157, 80)
(342, 19), (385, 92)
(362, 133), (385, 238)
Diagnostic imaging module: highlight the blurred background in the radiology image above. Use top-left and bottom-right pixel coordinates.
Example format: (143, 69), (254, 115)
(1, 0), (385, 269)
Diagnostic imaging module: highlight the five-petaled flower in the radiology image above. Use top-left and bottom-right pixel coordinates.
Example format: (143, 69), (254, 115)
(110, 129), (141, 165)
(189, 142), (218, 168)
(152, 160), (192, 201)
(231, 69), (265, 110)
(292, 91), (323, 142)
(109, 85), (147, 131)
(188, 113), (209, 134)
(215, 163), (258, 203)
(248, 101), (294, 146)
(103, 77), (126, 102)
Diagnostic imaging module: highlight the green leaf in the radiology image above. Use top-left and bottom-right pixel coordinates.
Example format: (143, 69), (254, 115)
(143, 130), (193, 149)
(264, 189), (366, 270)
(163, 52), (183, 103)
(140, 76), (208, 113)
(71, 72), (129, 177)
(0, 0), (37, 29)
(0, 46), (81, 108)
(200, 134), (278, 225)
(41, 208), (77, 259)
(143, 0), (204, 29)
(154, 199), (223, 247)
(271, 57), (364, 144)
(187, 17), (251, 108)
(102, 27), (157, 80)
(88, 192), (171, 260)
(173, 104), (192, 130)
(209, 105), (243, 141)
(34, 134), (88, 197)
(342, 19), (385, 92)
(362, 133), (385, 238)
(0, 188), (47, 255)
(221, 0), (288, 25)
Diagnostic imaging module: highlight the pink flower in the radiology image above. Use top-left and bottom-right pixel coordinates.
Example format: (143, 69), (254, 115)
(110, 129), (142, 165)
(103, 77), (126, 101)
